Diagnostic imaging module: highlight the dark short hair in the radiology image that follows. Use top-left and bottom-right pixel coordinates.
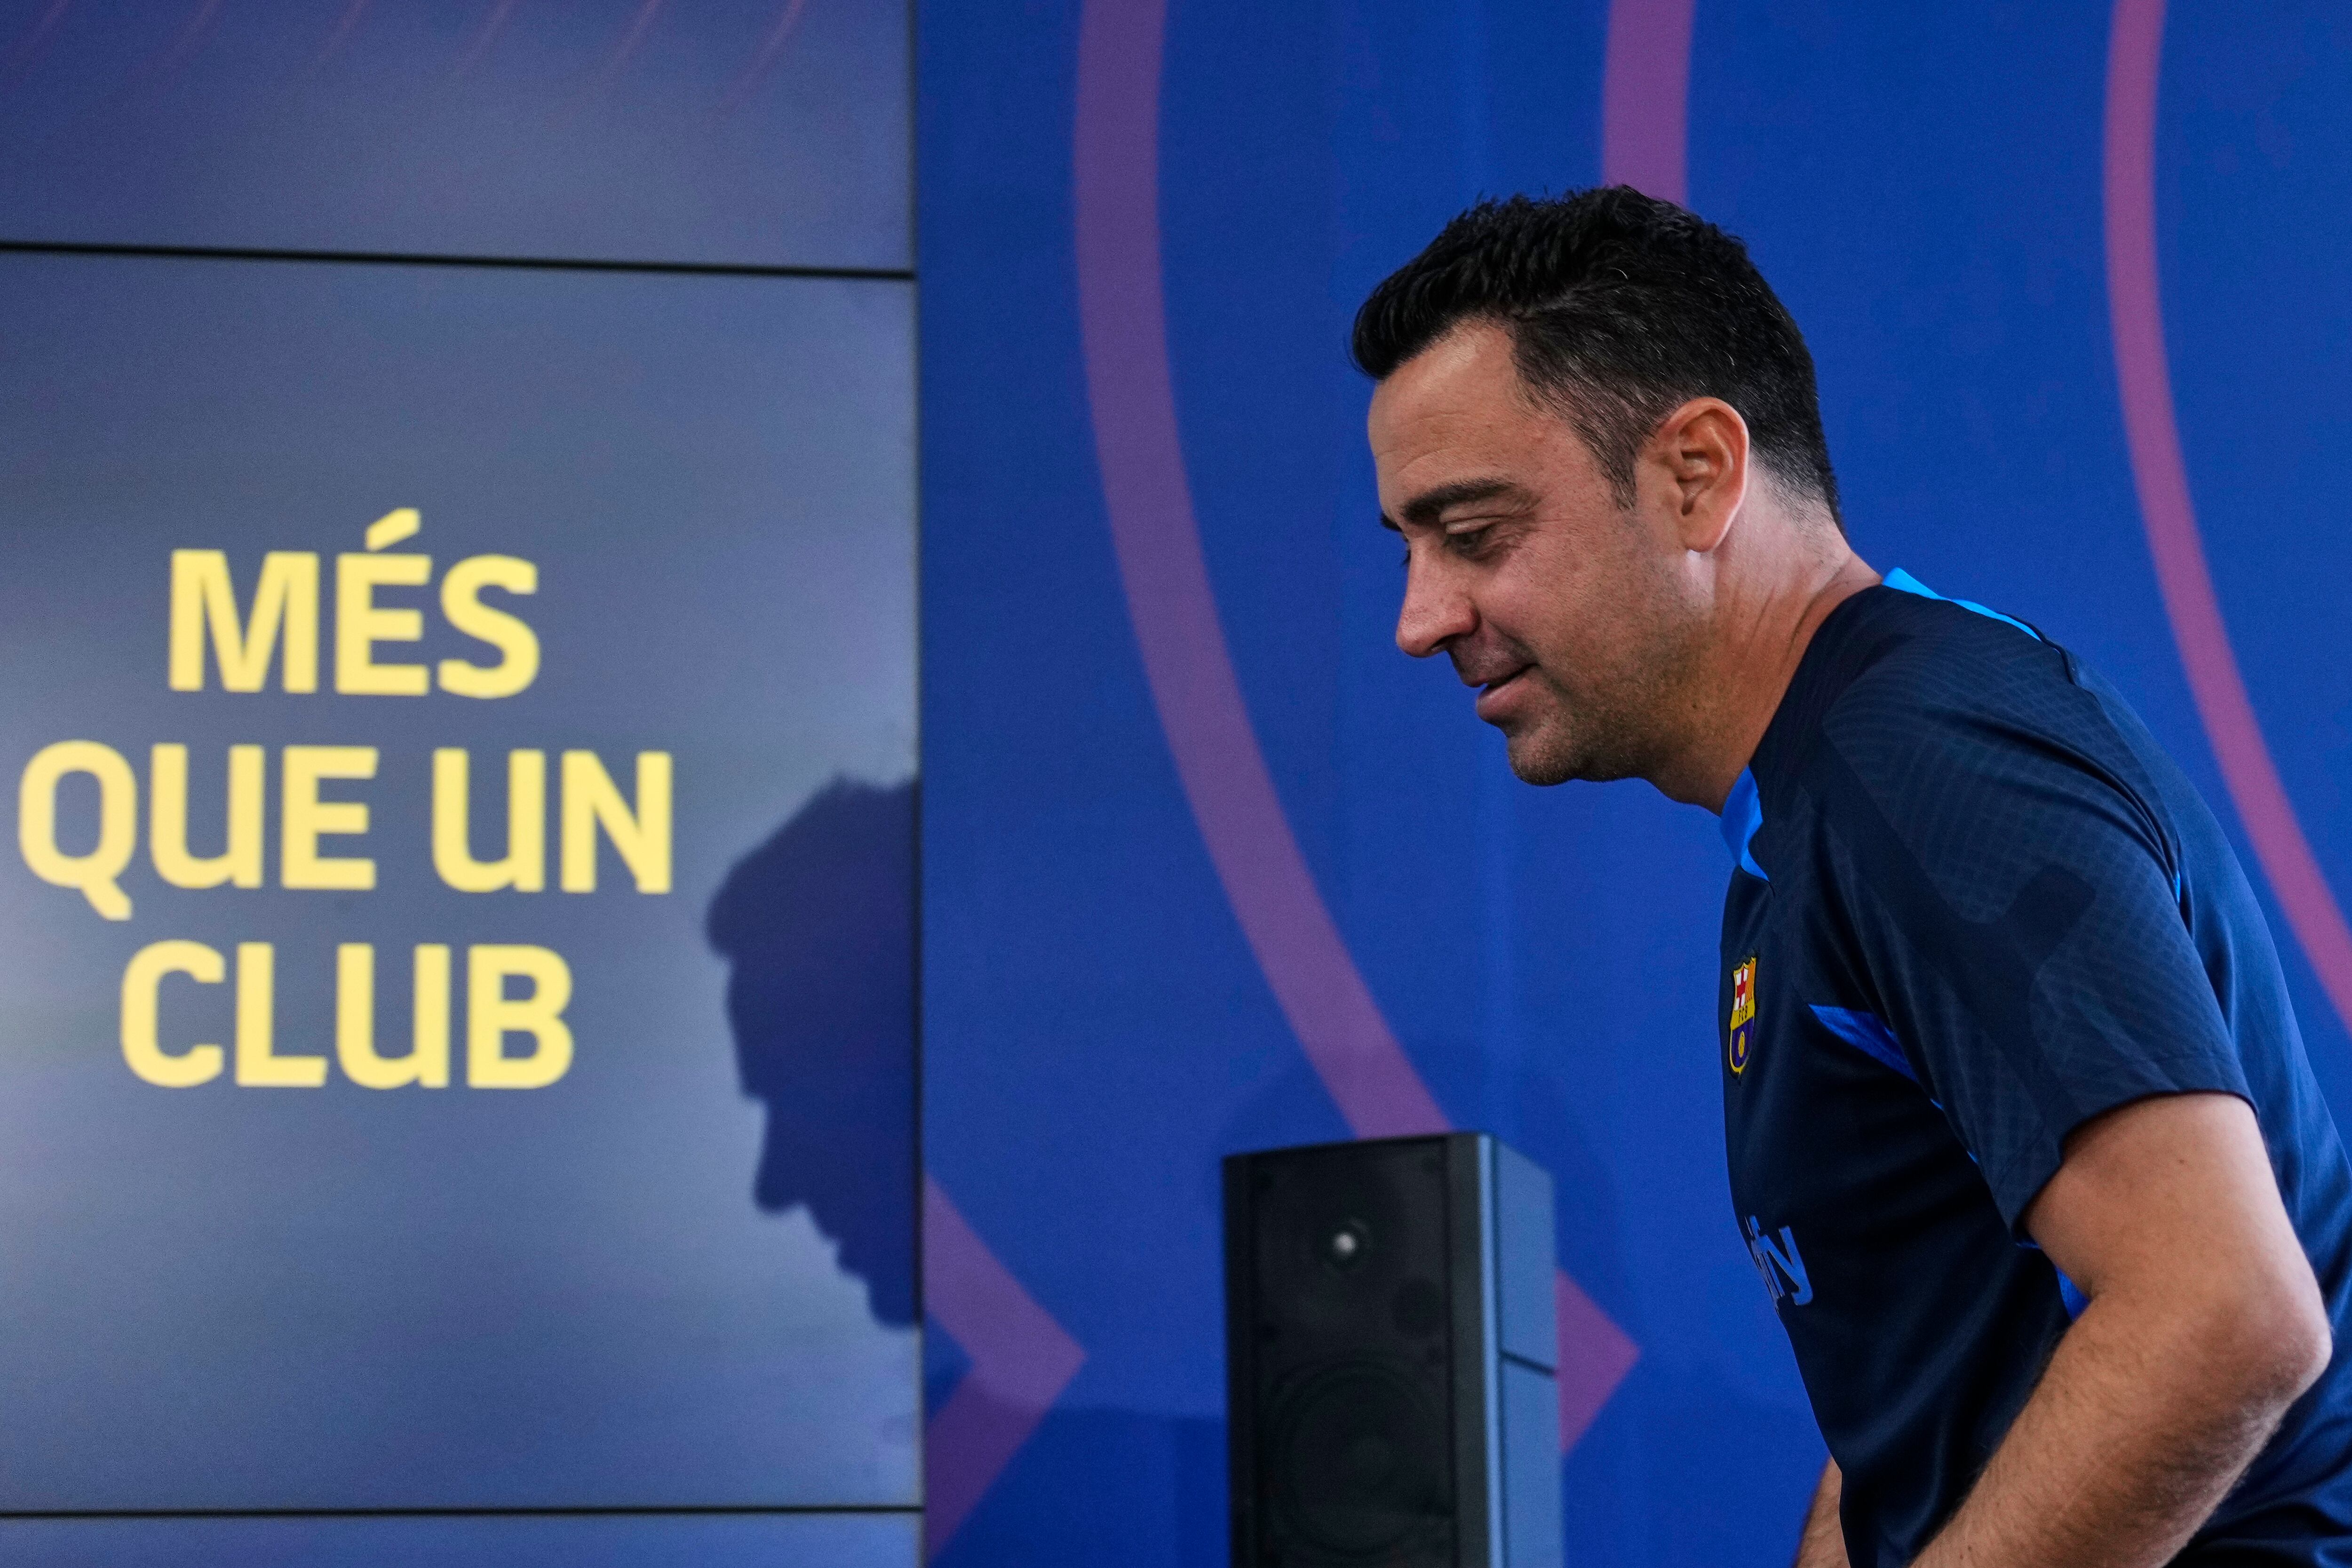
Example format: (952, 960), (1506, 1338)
(1352, 187), (1841, 523)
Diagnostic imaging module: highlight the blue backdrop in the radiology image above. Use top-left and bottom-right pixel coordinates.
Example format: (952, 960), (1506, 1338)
(916, 1), (2352, 1563)
(6, 0), (2350, 1563)
(0, 1), (917, 1563)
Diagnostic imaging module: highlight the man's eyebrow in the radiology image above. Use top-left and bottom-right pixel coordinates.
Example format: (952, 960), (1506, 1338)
(1378, 478), (1527, 532)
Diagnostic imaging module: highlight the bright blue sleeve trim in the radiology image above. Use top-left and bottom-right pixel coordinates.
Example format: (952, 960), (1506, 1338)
(2021, 1239), (2091, 1320)
(1881, 566), (2043, 642)
(1810, 1004), (1919, 1085)
(1721, 768), (1767, 880)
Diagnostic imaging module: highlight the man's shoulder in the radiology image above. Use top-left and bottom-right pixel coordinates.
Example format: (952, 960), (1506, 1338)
(1759, 585), (2181, 899)
(1767, 583), (2110, 791)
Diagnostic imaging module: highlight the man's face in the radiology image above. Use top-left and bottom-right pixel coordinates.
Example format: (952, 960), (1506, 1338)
(1369, 320), (1702, 786)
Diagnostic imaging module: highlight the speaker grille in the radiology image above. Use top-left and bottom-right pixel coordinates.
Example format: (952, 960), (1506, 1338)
(1266, 1357), (1452, 1562)
(1237, 1138), (1457, 1567)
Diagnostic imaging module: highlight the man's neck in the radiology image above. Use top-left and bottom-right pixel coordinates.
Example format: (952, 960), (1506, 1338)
(1651, 540), (1879, 813)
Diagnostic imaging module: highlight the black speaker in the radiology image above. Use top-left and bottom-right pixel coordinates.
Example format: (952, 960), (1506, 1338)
(1224, 1133), (1562, 1568)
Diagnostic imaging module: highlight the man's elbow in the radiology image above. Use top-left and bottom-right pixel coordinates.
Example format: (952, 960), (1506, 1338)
(2209, 1266), (2334, 1411)
(2266, 1289), (2334, 1405)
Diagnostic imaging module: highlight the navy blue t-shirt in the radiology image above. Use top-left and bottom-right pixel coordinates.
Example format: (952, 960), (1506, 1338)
(1720, 573), (2352, 1566)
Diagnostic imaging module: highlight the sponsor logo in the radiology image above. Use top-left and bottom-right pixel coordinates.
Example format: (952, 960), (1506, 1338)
(1746, 1216), (1813, 1305)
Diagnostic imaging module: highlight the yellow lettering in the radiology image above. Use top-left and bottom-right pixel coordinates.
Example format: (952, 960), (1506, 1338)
(431, 748), (545, 892)
(120, 939), (225, 1087)
(18, 740), (137, 919)
(168, 549), (318, 692)
(438, 556), (540, 699)
(281, 745), (376, 890)
(467, 944), (573, 1089)
(336, 943), (451, 1090)
(560, 751), (672, 893)
(150, 743), (264, 889)
(335, 552), (432, 696)
(233, 941), (324, 1087)
(364, 508), (421, 550)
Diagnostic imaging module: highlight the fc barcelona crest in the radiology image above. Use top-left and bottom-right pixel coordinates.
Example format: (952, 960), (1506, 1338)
(1728, 956), (1758, 1075)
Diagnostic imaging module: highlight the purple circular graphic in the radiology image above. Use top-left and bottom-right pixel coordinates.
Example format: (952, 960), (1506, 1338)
(2102, 0), (2352, 1038)
(1069, 0), (1642, 1477)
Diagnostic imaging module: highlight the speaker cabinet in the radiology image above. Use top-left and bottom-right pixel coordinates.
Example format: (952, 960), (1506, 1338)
(1224, 1133), (1562, 1568)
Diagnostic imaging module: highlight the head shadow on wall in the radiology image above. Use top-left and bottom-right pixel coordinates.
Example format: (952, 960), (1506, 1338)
(707, 777), (917, 1329)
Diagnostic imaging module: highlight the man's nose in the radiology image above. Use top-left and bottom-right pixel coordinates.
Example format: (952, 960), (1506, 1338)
(1396, 558), (1475, 659)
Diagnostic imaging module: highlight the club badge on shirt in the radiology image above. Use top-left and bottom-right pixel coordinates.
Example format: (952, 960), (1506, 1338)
(1729, 955), (1758, 1075)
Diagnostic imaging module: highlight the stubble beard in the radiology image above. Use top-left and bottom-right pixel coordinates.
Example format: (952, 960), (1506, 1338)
(1497, 605), (1707, 789)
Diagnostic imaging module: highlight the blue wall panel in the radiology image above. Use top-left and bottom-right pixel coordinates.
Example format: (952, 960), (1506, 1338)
(917, 1), (2352, 1563)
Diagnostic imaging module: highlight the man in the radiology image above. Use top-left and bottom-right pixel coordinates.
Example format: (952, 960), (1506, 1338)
(1355, 187), (2352, 1566)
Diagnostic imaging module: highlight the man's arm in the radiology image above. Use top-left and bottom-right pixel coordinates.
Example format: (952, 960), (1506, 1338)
(1793, 1458), (1847, 1568)
(1912, 1091), (2331, 1568)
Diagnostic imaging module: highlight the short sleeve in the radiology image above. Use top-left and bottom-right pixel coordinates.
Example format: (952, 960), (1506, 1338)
(1807, 676), (2249, 1233)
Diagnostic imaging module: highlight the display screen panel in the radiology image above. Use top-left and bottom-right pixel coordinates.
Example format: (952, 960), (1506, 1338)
(0, 0), (908, 269)
(0, 1512), (921, 1568)
(0, 251), (918, 1510)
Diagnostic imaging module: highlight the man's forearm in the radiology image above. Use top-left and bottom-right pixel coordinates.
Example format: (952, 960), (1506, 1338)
(1793, 1457), (1847, 1568)
(1910, 1289), (2317, 1568)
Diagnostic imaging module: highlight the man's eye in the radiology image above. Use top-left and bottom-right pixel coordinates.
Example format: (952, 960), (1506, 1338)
(1446, 527), (1493, 556)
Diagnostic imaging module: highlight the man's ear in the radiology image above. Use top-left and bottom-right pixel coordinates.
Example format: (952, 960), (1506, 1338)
(1643, 397), (1749, 553)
